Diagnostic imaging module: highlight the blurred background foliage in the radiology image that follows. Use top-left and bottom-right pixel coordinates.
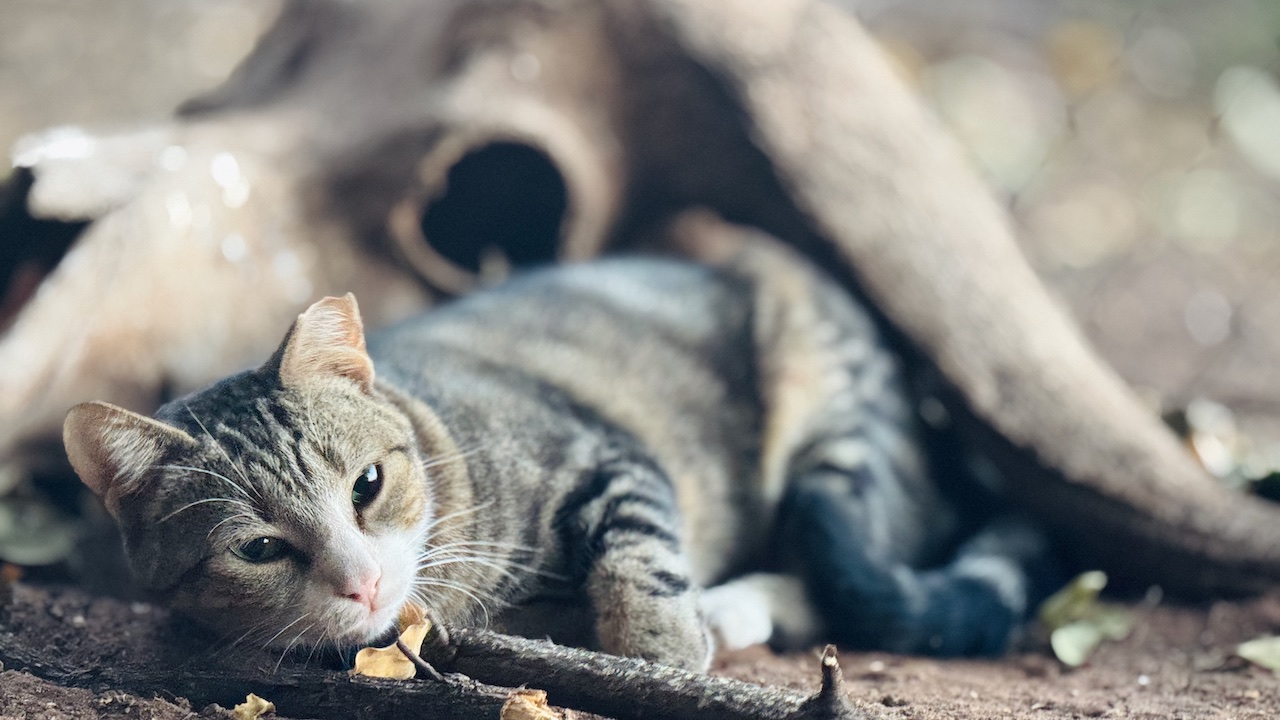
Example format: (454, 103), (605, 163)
(1, 0), (1279, 571)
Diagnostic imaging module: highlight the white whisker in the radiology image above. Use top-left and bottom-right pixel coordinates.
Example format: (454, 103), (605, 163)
(420, 445), (485, 472)
(159, 464), (256, 504)
(275, 621), (317, 673)
(262, 612), (312, 650)
(218, 619), (273, 655)
(414, 577), (493, 628)
(206, 512), (255, 539)
(159, 497), (253, 523)
(416, 549), (562, 582)
(305, 625), (331, 666)
(416, 555), (535, 584)
(422, 500), (494, 535)
(185, 404), (260, 500)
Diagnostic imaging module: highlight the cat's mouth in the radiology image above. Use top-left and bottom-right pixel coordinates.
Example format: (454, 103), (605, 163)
(335, 602), (404, 646)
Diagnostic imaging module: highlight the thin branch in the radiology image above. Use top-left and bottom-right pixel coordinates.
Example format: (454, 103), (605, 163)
(426, 626), (878, 720)
(792, 645), (858, 720)
(396, 638), (446, 682)
(1, 584), (879, 720)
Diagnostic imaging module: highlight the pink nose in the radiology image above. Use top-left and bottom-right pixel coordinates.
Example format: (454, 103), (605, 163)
(341, 571), (382, 611)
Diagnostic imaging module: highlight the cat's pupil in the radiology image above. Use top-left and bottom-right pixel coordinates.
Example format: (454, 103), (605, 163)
(234, 537), (288, 563)
(353, 463), (383, 509)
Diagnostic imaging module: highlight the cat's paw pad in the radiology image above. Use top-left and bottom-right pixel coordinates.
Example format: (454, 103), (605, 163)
(700, 582), (775, 651)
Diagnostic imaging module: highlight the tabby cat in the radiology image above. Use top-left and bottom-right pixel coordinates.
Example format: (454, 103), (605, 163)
(63, 230), (1057, 671)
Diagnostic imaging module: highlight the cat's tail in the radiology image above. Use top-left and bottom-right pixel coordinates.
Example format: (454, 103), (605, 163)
(782, 484), (1062, 656)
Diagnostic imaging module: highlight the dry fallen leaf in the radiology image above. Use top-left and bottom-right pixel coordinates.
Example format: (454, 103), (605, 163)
(349, 619), (431, 680)
(232, 693), (275, 720)
(398, 602), (426, 630)
(1039, 570), (1107, 630)
(1038, 570), (1133, 667)
(1237, 636), (1280, 671)
(501, 689), (563, 720)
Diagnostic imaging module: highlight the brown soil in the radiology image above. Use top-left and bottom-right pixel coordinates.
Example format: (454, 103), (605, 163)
(5, 582), (1280, 719)
(719, 597), (1280, 719)
(0, 673), (231, 720)
(5, 1), (1280, 719)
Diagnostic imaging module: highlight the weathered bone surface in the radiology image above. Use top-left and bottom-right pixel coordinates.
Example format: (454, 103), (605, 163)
(4, 0), (1280, 595)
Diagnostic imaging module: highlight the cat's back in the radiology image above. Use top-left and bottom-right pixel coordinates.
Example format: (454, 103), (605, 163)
(370, 256), (760, 456)
(370, 257), (755, 399)
(369, 258), (766, 577)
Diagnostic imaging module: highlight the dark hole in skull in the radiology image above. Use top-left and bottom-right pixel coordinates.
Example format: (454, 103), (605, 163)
(420, 142), (567, 273)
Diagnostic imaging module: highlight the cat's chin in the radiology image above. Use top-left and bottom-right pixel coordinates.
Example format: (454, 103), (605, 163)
(335, 605), (402, 647)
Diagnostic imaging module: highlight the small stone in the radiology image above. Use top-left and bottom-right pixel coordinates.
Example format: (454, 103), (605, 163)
(868, 660), (886, 673)
(71, 614), (86, 627)
(1137, 674), (1150, 686)
(130, 602), (150, 614)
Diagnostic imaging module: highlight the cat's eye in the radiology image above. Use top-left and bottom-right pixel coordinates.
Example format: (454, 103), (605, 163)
(232, 536), (290, 563)
(352, 463), (383, 509)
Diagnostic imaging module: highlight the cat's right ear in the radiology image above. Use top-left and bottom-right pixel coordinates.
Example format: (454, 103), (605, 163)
(63, 401), (198, 512)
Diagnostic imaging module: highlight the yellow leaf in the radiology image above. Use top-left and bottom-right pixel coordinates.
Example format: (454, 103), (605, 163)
(1038, 570), (1107, 631)
(232, 693), (275, 720)
(398, 602), (426, 631)
(1237, 636), (1280, 671)
(349, 620), (431, 680)
(1050, 621), (1104, 668)
(501, 689), (562, 720)
(1038, 571), (1133, 667)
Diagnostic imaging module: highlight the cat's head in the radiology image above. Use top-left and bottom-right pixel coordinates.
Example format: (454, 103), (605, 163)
(63, 295), (432, 648)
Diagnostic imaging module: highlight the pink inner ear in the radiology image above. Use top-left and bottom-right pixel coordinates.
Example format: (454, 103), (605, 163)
(279, 294), (375, 390)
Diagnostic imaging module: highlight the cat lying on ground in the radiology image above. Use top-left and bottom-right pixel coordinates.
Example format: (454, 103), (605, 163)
(63, 238), (1058, 671)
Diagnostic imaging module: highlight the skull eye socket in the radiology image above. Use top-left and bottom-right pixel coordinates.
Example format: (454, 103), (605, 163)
(352, 463), (383, 509)
(419, 143), (566, 274)
(388, 142), (569, 295)
(233, 536), (290, 563)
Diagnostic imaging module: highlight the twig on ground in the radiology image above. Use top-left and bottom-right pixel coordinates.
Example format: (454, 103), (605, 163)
(1, 585), (879, 720)
(426, 627), (878, 720)
(792, 645), (858, 720)
(396, 638), (446, 682)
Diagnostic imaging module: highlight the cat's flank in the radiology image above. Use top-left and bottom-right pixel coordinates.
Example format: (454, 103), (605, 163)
(64, 236), (1055, 671)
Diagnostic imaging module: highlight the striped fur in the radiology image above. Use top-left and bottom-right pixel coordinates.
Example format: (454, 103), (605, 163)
(64, 226), (1058, 670)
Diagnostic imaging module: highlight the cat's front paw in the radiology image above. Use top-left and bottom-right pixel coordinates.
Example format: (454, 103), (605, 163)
(592, 577), (713, 671)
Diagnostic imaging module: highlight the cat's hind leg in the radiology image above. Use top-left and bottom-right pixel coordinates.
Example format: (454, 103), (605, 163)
(782, 472), (1061, 656)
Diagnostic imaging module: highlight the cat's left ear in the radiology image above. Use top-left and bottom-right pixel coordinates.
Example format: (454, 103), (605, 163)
(268, 293), (374, 392)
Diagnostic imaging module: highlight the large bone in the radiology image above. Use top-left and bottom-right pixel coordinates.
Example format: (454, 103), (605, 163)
(3, 0), (1278, 596)
(643, 0), (1280, 595)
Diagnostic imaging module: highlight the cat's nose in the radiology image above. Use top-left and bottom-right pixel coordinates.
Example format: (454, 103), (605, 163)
(341, 571), (382, 611)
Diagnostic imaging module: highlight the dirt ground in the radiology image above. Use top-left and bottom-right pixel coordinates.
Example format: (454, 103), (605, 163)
(5, 0), (1280, 718)
(721, 602), (1280, 719)
(0, 674), (228, 720)
(5, 582), (1280, 719)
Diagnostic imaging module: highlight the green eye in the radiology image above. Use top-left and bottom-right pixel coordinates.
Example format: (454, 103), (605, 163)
(353, 463), (383, 509)
(233, 537), (290, 563)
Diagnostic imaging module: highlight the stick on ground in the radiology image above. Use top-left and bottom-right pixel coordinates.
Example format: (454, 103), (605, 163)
(1, 585), (877, 720)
